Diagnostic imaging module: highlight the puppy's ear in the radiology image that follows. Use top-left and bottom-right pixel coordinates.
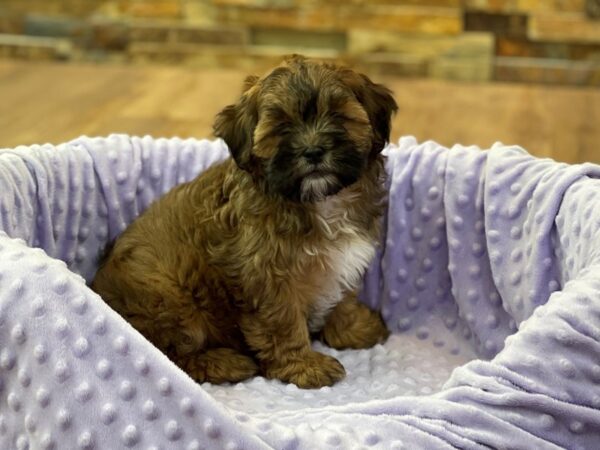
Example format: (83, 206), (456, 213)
(343, 70), (398, 157)
(213, 76), (259, 171)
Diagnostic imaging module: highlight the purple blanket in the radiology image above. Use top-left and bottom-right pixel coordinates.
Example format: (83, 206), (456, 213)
(0, 134), (599, 449)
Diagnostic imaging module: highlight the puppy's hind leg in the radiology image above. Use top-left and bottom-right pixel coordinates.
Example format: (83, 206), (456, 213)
(173, 348), (259, 384)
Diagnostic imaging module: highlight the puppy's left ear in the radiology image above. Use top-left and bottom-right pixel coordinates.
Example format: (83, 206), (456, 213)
(345, 71), (398, 157)
(213, 76), (259, 171)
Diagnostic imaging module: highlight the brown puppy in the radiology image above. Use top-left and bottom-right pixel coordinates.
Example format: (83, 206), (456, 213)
(92, 55), (397, 389)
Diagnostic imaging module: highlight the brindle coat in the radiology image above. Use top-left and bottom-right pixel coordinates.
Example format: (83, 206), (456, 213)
(92, 56), (397, 388)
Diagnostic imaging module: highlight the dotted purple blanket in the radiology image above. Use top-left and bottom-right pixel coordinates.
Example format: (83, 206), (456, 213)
(0, 135), (599, 449)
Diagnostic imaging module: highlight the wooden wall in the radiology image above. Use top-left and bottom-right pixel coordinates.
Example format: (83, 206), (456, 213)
(1, 0), (599, 85)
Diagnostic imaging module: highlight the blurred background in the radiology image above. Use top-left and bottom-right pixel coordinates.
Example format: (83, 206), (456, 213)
(0, 0), (598, 162)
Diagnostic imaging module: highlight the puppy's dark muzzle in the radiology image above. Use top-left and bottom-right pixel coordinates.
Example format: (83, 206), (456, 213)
(303, 147), (325, 164)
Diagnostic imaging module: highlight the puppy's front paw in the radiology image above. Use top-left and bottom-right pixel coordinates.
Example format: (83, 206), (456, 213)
(266, 351), (345, 389)
(321, 302), (389, 350)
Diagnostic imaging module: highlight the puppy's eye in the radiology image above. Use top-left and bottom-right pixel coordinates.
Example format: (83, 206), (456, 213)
(273, 123), (293, 136)
(330, 111), (350, 122)
(265, 106), (289, 122)
(278, 144), (297, 155)
(333, 110), (369, 125)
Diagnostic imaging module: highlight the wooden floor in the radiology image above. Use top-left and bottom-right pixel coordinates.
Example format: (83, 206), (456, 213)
(0, 60), (598, 164)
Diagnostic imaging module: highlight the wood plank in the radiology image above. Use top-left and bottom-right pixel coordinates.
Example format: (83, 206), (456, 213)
(120, 0), (183, 19)
(496, 37), (600, 59)
(463, 0), (585, 13)
(0, 61), (598, 164)
(213, 4), (462, 34)
(529, 13), (600, 43)
(129, 21), (249, 45)
(494, 56), (600, 85)
(348, 30), (493, 57)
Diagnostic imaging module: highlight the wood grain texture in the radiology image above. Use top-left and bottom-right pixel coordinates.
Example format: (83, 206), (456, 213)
(0, 61), (598, 164)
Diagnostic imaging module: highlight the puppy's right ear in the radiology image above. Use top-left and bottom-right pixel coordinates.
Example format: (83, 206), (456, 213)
(213, 75), (259, 171)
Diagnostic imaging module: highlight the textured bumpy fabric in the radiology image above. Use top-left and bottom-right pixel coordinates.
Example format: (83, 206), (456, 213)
(1, 134), (600, 449)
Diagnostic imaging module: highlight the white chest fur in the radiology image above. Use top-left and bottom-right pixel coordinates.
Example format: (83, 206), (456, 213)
(307, 200), (376, 332)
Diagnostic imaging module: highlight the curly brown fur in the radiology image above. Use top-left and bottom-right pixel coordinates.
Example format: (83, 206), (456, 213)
(320, 292), (390, 350)
(92, 55), (397, 389)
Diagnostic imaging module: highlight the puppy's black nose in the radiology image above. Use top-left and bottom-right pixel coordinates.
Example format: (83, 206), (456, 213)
(304, 147), (325, 164)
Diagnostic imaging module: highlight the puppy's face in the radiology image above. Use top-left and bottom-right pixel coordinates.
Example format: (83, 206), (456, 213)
(214, 56), (398, 202)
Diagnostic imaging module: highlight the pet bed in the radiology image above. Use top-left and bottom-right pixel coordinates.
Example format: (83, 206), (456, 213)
(1, 134), (599, 449)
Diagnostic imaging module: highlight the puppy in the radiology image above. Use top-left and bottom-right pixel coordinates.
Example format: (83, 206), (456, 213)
(92, 55), (397, 389)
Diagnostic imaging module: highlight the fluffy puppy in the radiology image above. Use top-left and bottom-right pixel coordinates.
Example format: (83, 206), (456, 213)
(92, 55), (397, 389)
